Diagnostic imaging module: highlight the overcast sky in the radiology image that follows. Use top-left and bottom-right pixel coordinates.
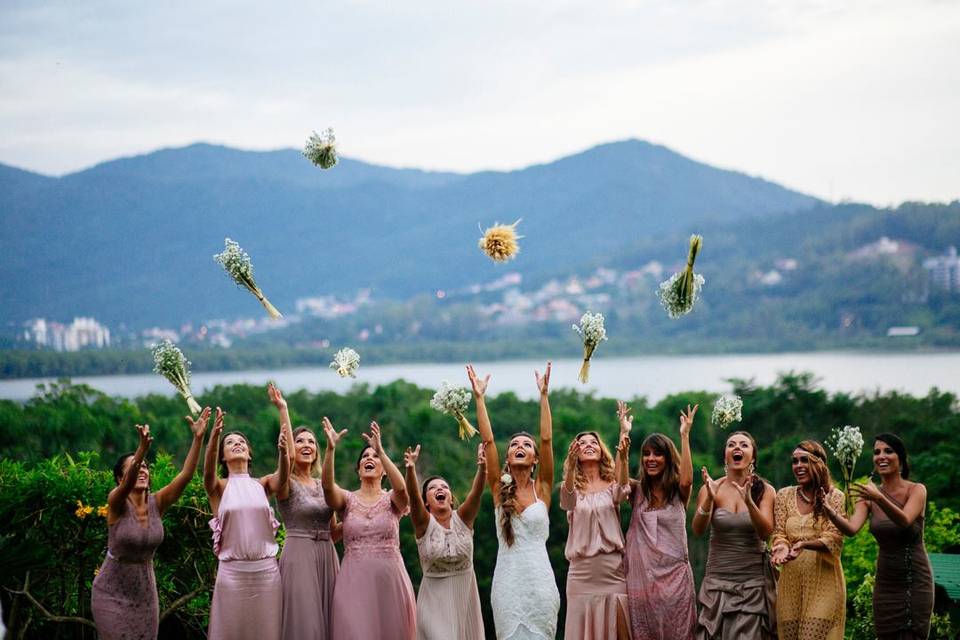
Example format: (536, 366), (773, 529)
(1, 0), (957, 205)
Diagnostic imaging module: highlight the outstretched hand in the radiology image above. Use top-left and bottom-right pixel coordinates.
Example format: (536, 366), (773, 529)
(466, 364), (490, 398)
(535, 361), (552, 395)
(616, 400), (633, 435)
(135, 424), (153, 453)
(679, 404), (699, 437)
(186, 407), (211, 439)
(616, 434), (631, 459)
(362, 421), (385, 454)
(850, 481), (882, 503)
(277, 430), (288, 457)
(476, 443), (487, 468)
(267, 382), (286, 410)
(322, 417), (347, 449)
(566, 439), (581, 463)
(404, 445), (421, 469)
(212, 407), (226, 441)
(701, 466), (722, 501)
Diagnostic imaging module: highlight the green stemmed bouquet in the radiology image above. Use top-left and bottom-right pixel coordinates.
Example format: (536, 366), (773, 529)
(827, 424), (865, 514)
(430, 381), (477, 440)
(213, 238), (282, 318)
(573, 310), (607, 384)
(658, 234), (705, 319)
(152, 340), (201, 414)
(303, 128), (338, 169)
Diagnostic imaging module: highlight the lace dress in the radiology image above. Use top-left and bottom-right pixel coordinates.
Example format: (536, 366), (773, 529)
(415, 512), (485, 640)
(772, 487), (846, 640)
(331, 490), (416, 640)
(491, 500), (561, 640)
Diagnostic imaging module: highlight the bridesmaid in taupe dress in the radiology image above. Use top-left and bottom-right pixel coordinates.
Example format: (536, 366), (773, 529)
(92, 409), (210, 640)
(692, 431), (777, 640)
(823, 433), (933, 639)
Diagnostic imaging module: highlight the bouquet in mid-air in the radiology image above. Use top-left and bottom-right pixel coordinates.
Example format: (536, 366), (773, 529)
(711, 395), (743, 430)
(303, 128), (338, 169)
(430, 381), (477, 440)
(658, 234), (705, 319)
(330, 347), (361, 378)
(152, 340), (201, 414)
(478, 219), (522, 262)
(213, 238), (282, 319)
(572, 311), (607, 384)
(827, 424), (865, 513)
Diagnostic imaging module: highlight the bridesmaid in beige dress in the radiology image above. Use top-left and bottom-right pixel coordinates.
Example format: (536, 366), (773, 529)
(559, 399), (634, 640)
(403, 442), (487, 640)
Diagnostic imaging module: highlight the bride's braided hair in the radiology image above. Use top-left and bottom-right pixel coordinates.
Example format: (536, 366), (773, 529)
(498, 431), (538, 547)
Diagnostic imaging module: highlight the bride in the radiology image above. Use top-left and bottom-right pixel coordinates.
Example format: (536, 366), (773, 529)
(468, 363), (560, 640)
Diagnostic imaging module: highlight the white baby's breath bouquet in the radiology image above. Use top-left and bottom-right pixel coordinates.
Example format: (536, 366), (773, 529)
(152, 340), (201, 414)
(658, 234), (705, 319)
(430, 381), (477, 440)
(213, 238), (282, 318)
(572, 311), (607, 384)
(711, 395), (743, 430)
(827, 425), (864, 513)
(329, 347), (360, 378)
(303, 128), (338, 169)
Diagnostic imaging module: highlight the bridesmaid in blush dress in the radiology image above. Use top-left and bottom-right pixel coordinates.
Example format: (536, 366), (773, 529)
(403, 442), (487, 640)
(203, 399), (290, 640)
(323, 418), (417, 640)
(92, 410), (209, 640)
(624, 405), (698, 640)
(269, 384), (341, 640)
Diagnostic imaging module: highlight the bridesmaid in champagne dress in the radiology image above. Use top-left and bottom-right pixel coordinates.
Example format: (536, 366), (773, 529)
(203, 401), (290, 640)
(692, 431), (777, 640)
(270, 385), (341, 640)
(470, 363), (561, 640)
(323, 419), (417, 640)
(624, 406), (698, 640)
(823, 433), (933, 640)
(403, 442), (487, 640)
(92, 411), (209, 640)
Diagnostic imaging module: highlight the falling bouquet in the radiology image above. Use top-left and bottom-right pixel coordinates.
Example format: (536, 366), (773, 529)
(330, 347), (361, 378)
(658, 234), (705, 318)
(478, 219), (522, 262)
(711, 395), (743, 429)
(213, 238), (282, 318)
(303, 128), (338, 169)
(152, 340), (202, 414)
(430, 381), (477, 440)
(827, 424), (865, 513)
(572, 311), (607, 384)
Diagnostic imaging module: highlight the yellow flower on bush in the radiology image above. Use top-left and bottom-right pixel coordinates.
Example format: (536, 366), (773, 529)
(97, 505), (108, 518)
(75, 500), (93, 519)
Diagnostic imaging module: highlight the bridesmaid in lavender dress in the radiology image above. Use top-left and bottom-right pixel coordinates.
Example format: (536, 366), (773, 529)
(559, 401), (634, 640)
(203, 400), (290, 640)
(403, 442), (487, 640)
(92, 410), (209, 640)
(269, 384), (341, 640)
(624, 405), (698, 640)
(323, 418), (417, 640)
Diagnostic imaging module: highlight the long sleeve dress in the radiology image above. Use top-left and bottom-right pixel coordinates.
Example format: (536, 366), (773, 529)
(772, 486), (846, 640)
(561, 483), (631, 639)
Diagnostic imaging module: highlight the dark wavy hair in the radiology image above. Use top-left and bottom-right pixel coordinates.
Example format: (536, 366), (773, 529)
(499, 431), (538, 547)
(112, 452), (148, 487)
(637, 433), (681, 506)
(873, 433), (910, 479)
(421, 475), (458, 512)
(219, 431), (252, 478)
(726, 430), (768, 504)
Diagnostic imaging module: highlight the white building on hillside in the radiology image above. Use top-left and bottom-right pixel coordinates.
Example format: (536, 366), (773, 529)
(923, 246), (959, 293)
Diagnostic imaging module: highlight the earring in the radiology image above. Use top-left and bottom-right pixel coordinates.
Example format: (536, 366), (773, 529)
(723, 463), (728, 474)
(750, 462), (756, 475)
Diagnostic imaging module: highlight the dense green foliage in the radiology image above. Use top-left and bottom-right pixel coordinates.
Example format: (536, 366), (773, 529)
(1, 375), (959, 638)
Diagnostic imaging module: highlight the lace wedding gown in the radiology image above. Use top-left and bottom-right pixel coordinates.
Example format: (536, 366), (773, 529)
(490, 500), (561, 640)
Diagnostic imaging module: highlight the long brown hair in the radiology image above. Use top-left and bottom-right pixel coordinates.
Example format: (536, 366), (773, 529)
(638, 433), (681, 506)
(219, 431), (252, 478)
(291, 426), (321, 477)
(563, 431), (615, 492)
(795, 439), (833, 520)
(499, 431), (538, 547)
(726, 430), (768, 504)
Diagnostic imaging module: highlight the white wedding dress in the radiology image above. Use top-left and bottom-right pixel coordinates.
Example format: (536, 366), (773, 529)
(490, 500), (561, 640)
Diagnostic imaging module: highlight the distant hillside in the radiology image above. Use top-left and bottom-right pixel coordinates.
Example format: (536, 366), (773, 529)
(0, 139), (819, 328)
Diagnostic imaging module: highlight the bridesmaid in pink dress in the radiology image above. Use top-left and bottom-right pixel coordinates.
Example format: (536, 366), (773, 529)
(203, 401), (290, 640)
(322, 418), (417, 640)
(624, 405), (698, 640)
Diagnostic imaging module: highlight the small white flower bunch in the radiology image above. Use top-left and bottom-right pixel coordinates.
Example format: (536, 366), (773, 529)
(213, 238), (282, 318)
(430, 381), (478, 440)
(303, 128), (338, 169)
(152, 340), (201, 414)
(658, 234), (705, 319)
(500, 473), (513, 486)
(329, 347), (360, 378)
(711, 395), (743, 430)
(572, 311), (608, 383)
(828, 424), (864, 513)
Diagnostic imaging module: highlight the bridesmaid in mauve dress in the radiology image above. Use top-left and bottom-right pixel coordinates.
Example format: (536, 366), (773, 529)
(323, 418), (417, 640)
(559, 401), (634, 640)
(692, 431), (778, 640)
(403, 442), (487, 640)
(269, 384), (341, 640)
(823, 433), (933, 640)
(203, 399), (290, 640)
(624, 405), (698, 640)
(92, 411), (209, 640)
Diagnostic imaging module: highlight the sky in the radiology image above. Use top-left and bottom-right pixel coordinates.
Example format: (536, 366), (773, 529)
(1, 0), (957, 205)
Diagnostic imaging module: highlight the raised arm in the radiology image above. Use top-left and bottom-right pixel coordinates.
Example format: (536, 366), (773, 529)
(155, 407), (210, 515)
(851, 480), (927, 529)
(822, 487), (870, 536)
(458, 443), (488, 528)
(535, 362), (554, 506)
(677, 404), (697, 505)
(107, 424), (152, 524)
(320, 417), (349, 512)
(404, 445), (430, 538)
(268, 383), (295, 468)
(366, 422), (408, 511)
(203, 408), (226, 507)
(615, 400), (633, 488)
(261, 431), (290, 497)
(467, 364), (501, 497)
(692, 467), (722, 536)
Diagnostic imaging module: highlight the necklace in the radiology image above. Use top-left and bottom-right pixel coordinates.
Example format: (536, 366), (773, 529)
(797, 487), (813, 504)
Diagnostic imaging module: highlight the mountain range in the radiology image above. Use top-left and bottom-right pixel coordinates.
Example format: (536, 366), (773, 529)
(1, 139), (822, 328)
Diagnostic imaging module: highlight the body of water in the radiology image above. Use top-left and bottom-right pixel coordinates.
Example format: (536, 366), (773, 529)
(1, 351), (957, 403)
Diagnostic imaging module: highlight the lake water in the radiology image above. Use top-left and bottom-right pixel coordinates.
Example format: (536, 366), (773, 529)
(1, 351), (958, 403)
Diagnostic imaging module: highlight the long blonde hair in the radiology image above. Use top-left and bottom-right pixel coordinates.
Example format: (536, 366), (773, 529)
(563, 431), (615, 492)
